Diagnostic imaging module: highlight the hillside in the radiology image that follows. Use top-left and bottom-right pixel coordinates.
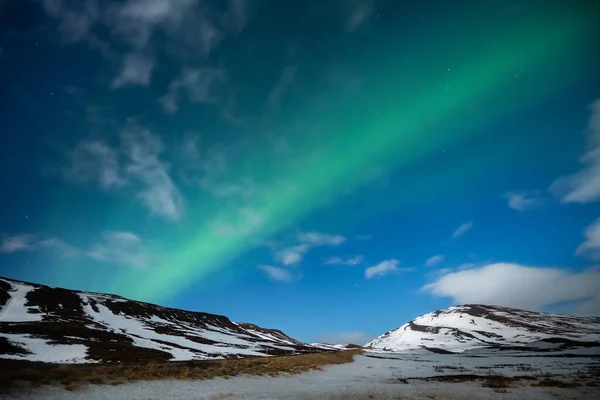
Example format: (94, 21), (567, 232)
(365, 304), (600, 353)
(0, 277), (327, 363)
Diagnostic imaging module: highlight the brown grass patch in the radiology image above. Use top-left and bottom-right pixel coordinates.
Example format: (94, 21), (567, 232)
(0, 349), (362, 392)
(531, 378), (580, 388)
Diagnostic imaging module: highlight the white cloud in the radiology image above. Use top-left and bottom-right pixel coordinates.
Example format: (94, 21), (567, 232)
(87, 231), (149, 269)
(0, 232), (148, 268)
(423, 263), (600, 316)
(219, 0), (252, 32)
(41, 0), (100, 43)
(345, 1), (372, 32)
(267, 65), (296, 107)
(297, 232), (346, 246)
(65, 141), (128, 190)
(425, 255), (445, 267)
(451, 221), (473, 239)
(65, 124), (184, 220)
(551, 98), (600, 203)
(212, 207), (265, 237)
(324, 255), (364, 266)
(111, 52), (155, 88)
(275, 244), (310, 266)
(0, 235), (36, 253)
(121, 125), (185, 220)
(576, 218), (600, 261)
(160, 67), (227, 113)
(316, 331), (373, 345)
(365, 259), (399, 279)
(258, 265), (293, 282)
(504, 191), (542, 211)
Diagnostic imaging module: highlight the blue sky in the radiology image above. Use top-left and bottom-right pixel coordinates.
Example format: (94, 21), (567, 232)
(0, 0), (599, 344)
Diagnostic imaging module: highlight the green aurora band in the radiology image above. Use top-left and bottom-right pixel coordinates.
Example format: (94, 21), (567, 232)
(109, 9), (595, 302)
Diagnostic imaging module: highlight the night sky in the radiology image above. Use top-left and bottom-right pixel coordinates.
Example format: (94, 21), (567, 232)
(1, 0), (599, 344)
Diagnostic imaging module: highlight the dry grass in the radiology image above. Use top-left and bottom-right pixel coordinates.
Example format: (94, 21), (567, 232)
(0, 349), (362, 392)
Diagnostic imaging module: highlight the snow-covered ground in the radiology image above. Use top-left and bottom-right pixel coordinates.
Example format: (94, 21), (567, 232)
(4, 349), (599, 399)
(366, 305), (600, 352)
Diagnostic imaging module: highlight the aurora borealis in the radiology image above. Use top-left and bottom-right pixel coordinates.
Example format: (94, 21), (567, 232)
(1, 0), (600, 342)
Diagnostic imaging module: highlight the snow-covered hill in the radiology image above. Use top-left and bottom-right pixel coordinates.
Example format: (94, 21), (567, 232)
(0, 277), (328, 363)
(366, 304), (600, 353)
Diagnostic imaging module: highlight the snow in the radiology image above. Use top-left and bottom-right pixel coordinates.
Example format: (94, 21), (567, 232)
(0, 333), (90, 363)
(0, 280), (43, 322)
(366, 305), (600, 352)
(4, 349), (599, 399)
(79, 294), (275, 360)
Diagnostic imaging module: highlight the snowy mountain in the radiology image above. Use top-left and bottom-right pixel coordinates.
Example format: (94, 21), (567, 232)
(0, 277), (328, 363)
(366, 304), (600, 353)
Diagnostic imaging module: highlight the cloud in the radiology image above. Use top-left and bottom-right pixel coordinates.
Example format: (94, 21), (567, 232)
(275, 244), (311, 266)
(551, 98), (600, 203)
(41, 0), (237, 87)
(65, 124), (184, 220)
(576, 218), (600, 260)
(345, 1), (373, 32)
(121, 125), (185, 220)
(219, 0), (252, 33)
(504, 191), (543, 211)
(258, 265), (293, 282)
(316, 331), (373, 345)
(0, 232), (148, 268)
(267, 65), (296, 107)
(451, 221), (473, 239)
(297, 232), (346, 246)
(324, 255), (364, 266)
(40, 0), (100, 44)
(0, 235), (36, 253)
(87, 231), (149, 269)
(64, 141), (128, 190)
(365, 259), (399, 279)
(211, 207), (265, 237)
(160, 67), (228, 113)
(425, 255), (445, 267)
(423, 263), (600, 316)
(111, 52), (155, 88)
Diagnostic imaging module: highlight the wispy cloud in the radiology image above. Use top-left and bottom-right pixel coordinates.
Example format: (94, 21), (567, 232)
(365, 259), (400, 279)
(258, 265), (293, 282)
(267, 65), (296, 107)
(576, 218), (600, 261)
(274, 244), (311, 266)
(551, 98), (600, 203)
(64, 124), (184, 220)
(324, 255), (364, 266)
(425, 255), (445, 267)
(423, 263), (600, 316)
(40, 0), (250, 88)
(111, 52), (155, 89)
(65, 141), (128, 190)
(121, 125), (185, 220)
(160, 67), (228, 114)
(297, 232), (346, 246)
(0, 231), (149, 268)
(504, 191), (543, 211)
(345, 0), (373, 32)
(212, 207), (265, 237)
(0, 234), (36, 253)
(451, 221), (473, 239)
(87, 231), (150, 269)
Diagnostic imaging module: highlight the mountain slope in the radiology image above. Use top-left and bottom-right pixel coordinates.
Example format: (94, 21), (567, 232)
(0, 277), (326, 363)
(366, 304), (600, 353)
